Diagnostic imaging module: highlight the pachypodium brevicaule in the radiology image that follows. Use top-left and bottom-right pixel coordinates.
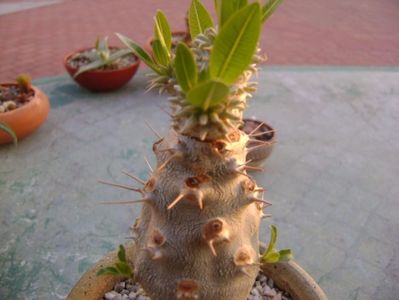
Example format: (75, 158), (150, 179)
(103, 0), (290, 299)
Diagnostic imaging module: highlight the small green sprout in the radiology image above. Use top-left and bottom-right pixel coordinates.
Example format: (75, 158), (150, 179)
(261, 225), (293, 263)
(97, 245), (133, 277)
(16, 74), (32, 92)
(0, 123), (18, 145)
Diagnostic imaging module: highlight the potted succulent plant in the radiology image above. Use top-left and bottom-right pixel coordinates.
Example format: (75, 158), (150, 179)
(0, 74), (49, 145)
(64, 36), (140, 92)
(69, 1), (327, 299)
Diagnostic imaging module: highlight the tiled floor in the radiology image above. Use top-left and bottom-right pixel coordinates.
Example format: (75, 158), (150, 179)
(0, 0), (399, 80)
(0, 66), (398, 299)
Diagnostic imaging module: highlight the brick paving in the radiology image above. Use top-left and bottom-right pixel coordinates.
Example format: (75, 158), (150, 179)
(0, 0), (399, 81)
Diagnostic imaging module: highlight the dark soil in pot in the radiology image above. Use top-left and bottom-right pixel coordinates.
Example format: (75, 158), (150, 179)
(0, 83), (34, 113)
(0, 83), (49, 144)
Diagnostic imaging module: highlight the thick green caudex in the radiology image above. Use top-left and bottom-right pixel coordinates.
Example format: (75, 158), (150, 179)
(108, 1), (289, 299)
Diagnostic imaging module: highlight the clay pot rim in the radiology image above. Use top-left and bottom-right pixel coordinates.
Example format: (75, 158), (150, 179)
(0, 82), (41, 118)
(67, 242), (328, 300)
(63, 47), (140, 75)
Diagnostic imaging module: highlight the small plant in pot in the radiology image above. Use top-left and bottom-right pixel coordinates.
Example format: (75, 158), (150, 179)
(69, 1), (327, 300)
(0, 74), (49, 145)
(64, 36), (140, 92)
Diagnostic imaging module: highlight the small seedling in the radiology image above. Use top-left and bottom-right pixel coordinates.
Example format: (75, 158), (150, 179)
(261, 225), (293, 263)
(16, 74), (32, 93)
(97, 245), (133, 277)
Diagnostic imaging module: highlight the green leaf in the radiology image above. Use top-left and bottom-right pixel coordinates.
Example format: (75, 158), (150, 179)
(198, 69), (210, 82)
(96, 266), (119, 276)
(266, 224), (278, 255)
(116, 33), (160, 73)
(0, 123), (17, 145)
(263, 251), (280, 263)
(117, 245), (127, 262)
(214, 0), (248, 27)
(116, 262), (132, 276)
(210, 3), (261, 84)
(154, 10), (172, 52)
(108, 48), (132, 63)
(278, 249), (293, 262)
(189, 0), (214, 39)
(261, 225), (293, 263)
(262, 0), (283, 23)
(96, 37), (110, 64)
(152, 39), (170, 66)
(174, 43), (198, 93)
(96, 36), (109, 52)
(186, 80), (229, 110)
(73, 60), (105, 77)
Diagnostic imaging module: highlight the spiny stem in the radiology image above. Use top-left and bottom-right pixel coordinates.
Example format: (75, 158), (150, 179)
(98, 180), (143, 193)
(144, 157), (154, 173)
(248, 139), (273, 145)
(235, 170), (253, 180)
(261, 213), (272, 219)
(248, 122), (265, 136)
(157, 147), (176, 153)
(122, 170), (146, 185)
(144, 120), (163, 139)
(250, 128), (276, 137)
(247, 144), (269, 153)
(167, 193), (185, 210)
(208, 240), (217, 256)
(99, 199), (149, 205)
(156, 104), (173, 118)
(251, 198), (272, 206)
(158, 152), (181, 172)
(237, 161), (264, 172)
(242, 165), (264, 172)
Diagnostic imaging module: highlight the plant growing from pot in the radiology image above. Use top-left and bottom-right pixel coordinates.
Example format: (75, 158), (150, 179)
(64, 36), (140, 92)
(69, 1), (327, 299)
(0, 122), (17, 145)
(0, 74), (49, 145)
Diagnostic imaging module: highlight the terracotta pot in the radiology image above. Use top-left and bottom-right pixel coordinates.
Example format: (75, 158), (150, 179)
(0, 83), (49, 145)
(242, 118), (276, 167)
(145, 31), (190, 55)
(68, 242), (327, 300)
(64, 47), (140, 92)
